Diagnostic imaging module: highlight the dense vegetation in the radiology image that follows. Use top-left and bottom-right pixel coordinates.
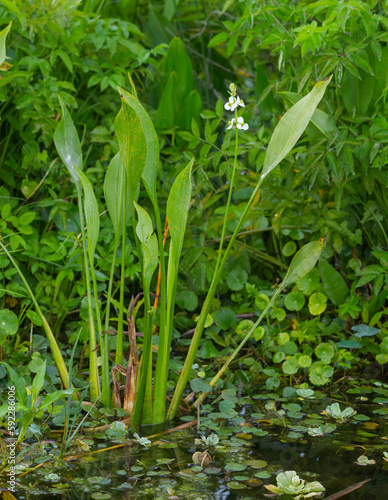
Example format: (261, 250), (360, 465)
(0, 0), (388, 458)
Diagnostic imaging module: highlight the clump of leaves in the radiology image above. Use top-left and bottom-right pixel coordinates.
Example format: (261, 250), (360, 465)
(264, 470), (325, 499)
(307, 424), (336, 437)
(200, 434), (219, 446)
(356, 455), (375, 466)
(324, 403), (356, 421)
(133, 433), (151, 447)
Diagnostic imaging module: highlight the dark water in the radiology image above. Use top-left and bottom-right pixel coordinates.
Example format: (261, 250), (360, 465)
(6, 391), (388, 499)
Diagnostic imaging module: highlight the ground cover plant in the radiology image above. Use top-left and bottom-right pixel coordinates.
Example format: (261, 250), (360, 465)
(0, 0), (388, 497)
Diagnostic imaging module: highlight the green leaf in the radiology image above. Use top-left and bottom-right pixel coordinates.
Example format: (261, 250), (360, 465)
(74, 167), (100, 265)
(32, 360), (47, 397)
(282, 241), (297, 257)
(278, 91), (337, 138)
(39, 389), (74, 411)
(337, 340), (362, 349)
(282, 356), (299, 375)
(155, 71), (176, 130)
(53, 97), (83, 189)
(167, 158), (194, 258)
(190, 378), (212, 393)
(318, 260), (349, 306)
(0, 309), (18, 344)
(261, 77), (332, 179)
(226, 267), (248, 291)
(118, 88), (159, 206)
(103, 153), (129, 238)
(208, 32), (229, 47)
(162, 38), (193, 106)
(214, 307), (237, 330)
(315, 343), (334, 364)
(284, 291), (305, 311)
(114, 91), (147, 199)
(352, 324), (380, 337)
(308, 292), (327, 316)
(1, 362), (27, 406)
(134, 203), (158, 289)
(0, 22), (11, 67)
(282, 239), (325, 289)
(176, 290), (198, 311)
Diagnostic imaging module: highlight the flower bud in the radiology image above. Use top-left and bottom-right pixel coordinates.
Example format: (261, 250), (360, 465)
(229, 83), (237, 95)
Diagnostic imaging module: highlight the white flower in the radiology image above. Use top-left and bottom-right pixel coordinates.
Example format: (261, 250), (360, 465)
(226, 116), (249, 131)
(224, 95), (245, 111)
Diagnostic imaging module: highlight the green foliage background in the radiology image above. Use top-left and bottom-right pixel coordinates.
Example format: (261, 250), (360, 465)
(1, 0), (388, 399)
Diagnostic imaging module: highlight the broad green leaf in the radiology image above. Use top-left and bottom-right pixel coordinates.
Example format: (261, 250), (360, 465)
(177, 90), (202, 132)
(74, 167), (100, 265)
(167, 158), (194, 256)
(103, 153), (130, 238)
(162, 38), (193, 104)
(278, 91), (337, 138)
(32, 360), (46, 398)
(0, 22), (11, 67)
(262, 76), (332, 179)
(54, 97), (83, 189)
(155, 71), (176, 130)
(319, 259), (349, 306)
(282, 238), (326, 289)
(39, 389), (74, 411)
(0, 309), (18, 345)
(163, 0), (181, 21)
(134, 202), (158, 288)
(114, 91), (147, 199)
(118, 87), (159, 205)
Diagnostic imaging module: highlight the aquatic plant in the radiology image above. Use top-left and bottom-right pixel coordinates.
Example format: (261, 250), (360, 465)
(265, 470), (325, 499)
(324, 403), (356, 421)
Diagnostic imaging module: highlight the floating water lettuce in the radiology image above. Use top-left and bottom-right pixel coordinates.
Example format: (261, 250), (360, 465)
(264, 470), (325, 499)
(324, 403), (356, 421)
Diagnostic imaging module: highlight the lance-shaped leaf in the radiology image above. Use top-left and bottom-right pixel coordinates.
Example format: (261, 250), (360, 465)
(134, 202), (158, 289)
(114, 90), (147, 200)
(119, 87), (159, 206)
(282, 237), (326, 289)
(74, 167), (100, 266)
(103, 153), (130, 238)
(0, 22), (11, 67)
(54, 97), (83, 189)
(166, 158), (194, 257)
(277, 91), (337, 138)
(262, 76), (332, 179)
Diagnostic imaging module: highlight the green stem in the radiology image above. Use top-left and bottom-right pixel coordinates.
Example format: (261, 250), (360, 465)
(152, 203), (168, 423)
(167, 176), (264, 420)
(77, 186), (100, 401)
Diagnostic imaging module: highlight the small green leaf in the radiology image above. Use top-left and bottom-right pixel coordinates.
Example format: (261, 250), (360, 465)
(352, 324), (380, 337)
(54, 97), (83, 189)
(190, 378), (212, 393)
(282, 241), (297, 256)
(226, 267), (248, 291)
(282, 239), (325, 289)
(284, 291), (305, 311)
(0, 309), (18, 344)
(214, 307), (237, 330)
(308, 292), (327, 316)
(319, 260), (349, 306)
(176, 290), (198, 311)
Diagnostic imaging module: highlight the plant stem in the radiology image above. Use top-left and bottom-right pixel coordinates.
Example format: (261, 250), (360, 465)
(167, 118), (261, 420)
(77, 186), (100, 401)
